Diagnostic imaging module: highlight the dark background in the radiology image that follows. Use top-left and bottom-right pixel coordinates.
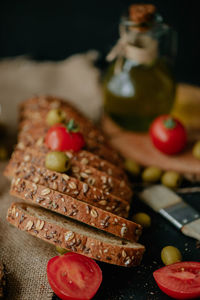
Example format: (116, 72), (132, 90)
(0, 0), (200, 84)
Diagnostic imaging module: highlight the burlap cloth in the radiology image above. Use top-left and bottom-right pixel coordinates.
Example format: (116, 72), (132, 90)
(0, 52), (102, 300)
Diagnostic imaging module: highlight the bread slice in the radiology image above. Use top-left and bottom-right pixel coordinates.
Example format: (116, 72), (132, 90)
(16, 142), (128, 182)
(10, 177), (142, 242)
(7, 202), (145, 267)
(6, 148), (132, 202)
(6, 160), (130, 217)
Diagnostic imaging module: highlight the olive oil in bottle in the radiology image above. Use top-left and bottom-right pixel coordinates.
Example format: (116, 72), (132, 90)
(103, 4), (176, 132)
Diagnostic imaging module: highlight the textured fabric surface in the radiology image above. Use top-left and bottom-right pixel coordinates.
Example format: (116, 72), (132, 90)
(0, 52), (102, 299)
(0, 166), (55, 299)
(0, 51), (102, 135)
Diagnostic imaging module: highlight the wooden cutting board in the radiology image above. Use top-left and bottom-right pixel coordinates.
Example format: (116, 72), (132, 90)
(102, 84), (200, 180)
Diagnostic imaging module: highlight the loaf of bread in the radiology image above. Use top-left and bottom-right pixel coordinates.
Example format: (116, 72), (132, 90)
(5, 96), (145, 267)
(7, 202), (145, 267)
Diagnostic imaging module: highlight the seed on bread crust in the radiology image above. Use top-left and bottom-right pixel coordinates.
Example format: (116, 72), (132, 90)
(68, 182), (77, 189)
(41, 188), (51, 195)
(32, 183), (37, 191)
(24, 154), (31, 162)
(80, 158), (88, 165)
(65, 231), (74, 241)
(36, 220), (45, 230)
(83, 183), (88, 194)
(33, 176), (40, 183)
(121, 225), (128, 237)
(90, 209), (98, 218)
(15, 178), (21, 186)
(52, 182), (58, 190)
(122, 250), (127, 258)
(17, 142), (25, 150)
(36, 137), (44, 146)
(98, 200), (107, 206)
(62, 174), (69, 181)
(26, 220), (33, 230)
(80, 172), (89, 179)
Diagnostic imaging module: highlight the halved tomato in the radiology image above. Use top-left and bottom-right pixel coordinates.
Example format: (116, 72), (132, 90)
(47, 252), (102, 300)
(153, 261), (200, 299)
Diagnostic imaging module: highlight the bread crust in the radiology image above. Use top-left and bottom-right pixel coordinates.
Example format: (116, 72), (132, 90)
(7, 202), (145, 267)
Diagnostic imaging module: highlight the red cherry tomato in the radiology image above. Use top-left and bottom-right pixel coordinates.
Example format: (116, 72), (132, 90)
(47, 252), (102, 300)
(45, 124), (85, 152)
(153, 261), (200, 299)
(150, 115), (187, 155)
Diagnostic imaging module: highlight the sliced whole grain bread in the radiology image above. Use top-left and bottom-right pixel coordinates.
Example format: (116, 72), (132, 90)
(10, 178), (142, 242)
(7, 202), (145, 267)
(6, 148), (132, 201)
(15, 143), (128, 181)
(5, 161), (130, 217)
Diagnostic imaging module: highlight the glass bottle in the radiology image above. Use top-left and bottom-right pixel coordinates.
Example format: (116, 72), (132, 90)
(103, 4), (177, 132)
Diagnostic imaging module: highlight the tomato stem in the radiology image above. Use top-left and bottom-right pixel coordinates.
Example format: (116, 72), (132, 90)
(163, 118), (176, 129)
(66, 119), (80, 133)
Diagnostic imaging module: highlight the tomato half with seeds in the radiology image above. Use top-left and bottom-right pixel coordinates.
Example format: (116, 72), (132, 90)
(47, 252), (102, 300)
(150, 115), (187, 155)
(153, 261), (200, 299)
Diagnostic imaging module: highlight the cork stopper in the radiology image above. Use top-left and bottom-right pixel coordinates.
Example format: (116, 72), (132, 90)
(129, 4), (156, 25)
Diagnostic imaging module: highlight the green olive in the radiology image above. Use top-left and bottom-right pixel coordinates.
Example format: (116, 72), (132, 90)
(0, 146), (8, 160)
(161, 171), (182, 188)
(161, 246), (182, 265)
(56, 246), (69, 255)
(142, 166), (162, 183)
(132, 212), (151, 228)
(192, 141), (200, 160)
(46, 109), (66, 126)
(45, 151), (70, 172)
(124, 159), (141, 176)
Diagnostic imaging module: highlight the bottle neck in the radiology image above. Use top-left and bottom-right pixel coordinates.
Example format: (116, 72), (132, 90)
(118, 21), (158, 65)
(106, 14), (170, 66)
